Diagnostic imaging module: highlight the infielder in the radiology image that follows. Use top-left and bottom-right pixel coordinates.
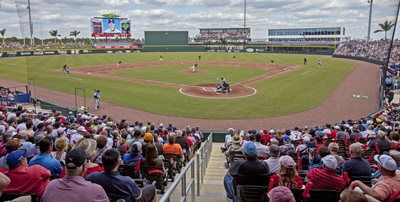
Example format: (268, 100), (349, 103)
(318, 60), (322, 69)
(63, 64), (70, 77)
(117, 61), (122, 66)
(159, 55), (163, 62)
(189, 63), (198, 73)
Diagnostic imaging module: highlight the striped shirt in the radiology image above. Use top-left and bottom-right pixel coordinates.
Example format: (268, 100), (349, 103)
(306, 168), (345, 191)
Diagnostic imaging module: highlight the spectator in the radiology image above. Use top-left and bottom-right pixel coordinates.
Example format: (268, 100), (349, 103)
(0, 131), (12, 157)
(340, 188), (368, 202)
(280, 136), (295, 154)
(336, 125), (350, 140)
(71, 126), (86, 145)
(225, 134), (243, 157)
(41, 148), (109, 202)
(17, 130), (35, 156)
(162, 133), (183, 160)
(141, 133), (153, 159)
(123, 142), (143, 166)
(307, 155), (346, 191)
(351, 154), (400, 201)
(268, 186), (296, 202)
(307, 146), (330, 171)
(86, 149), (157, 202)
(32, 134), (45, 156)
(3, 150), (50, 197)
(28, 137), (62, 179)
(342, 143), (372, 178)
(91, 135), (109, 165)
(369, 130), (390, 153)
(0, 172), (10, 191)
(265, 144), (281, 174)
(295, 136), (315, 154)
(328, 142), (344, 167)
(0, 138), (21, 171)
(221, 128), (236, 153)
(254, 133), (269, 158)
(223, 142), (270, 202)
(142, 144), (165, 173)
(50, 137), (68, 165)
(271, 156), (303, 189)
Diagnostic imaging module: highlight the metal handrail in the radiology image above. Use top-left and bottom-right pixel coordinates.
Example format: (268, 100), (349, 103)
(159, 133), (213, 202)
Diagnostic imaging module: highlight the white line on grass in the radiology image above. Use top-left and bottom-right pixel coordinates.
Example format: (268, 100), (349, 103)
(302, 71), (311, 75)
(61, 76), (82, 80)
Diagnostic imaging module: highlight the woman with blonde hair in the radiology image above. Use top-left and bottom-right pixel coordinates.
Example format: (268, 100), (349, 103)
(270, 156), (303, 188)
(275, 130), (284, 145)
(328, 142), (344, 166)
(50, 138), (68, 165)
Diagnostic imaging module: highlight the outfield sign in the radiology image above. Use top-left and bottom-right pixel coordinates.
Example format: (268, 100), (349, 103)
(0, 50), (139, 57)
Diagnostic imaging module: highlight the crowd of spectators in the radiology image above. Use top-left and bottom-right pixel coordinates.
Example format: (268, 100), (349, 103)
(0, 103), (205, 201)
(334, 42), (400, 64)
(222, 99), (400, 201)
(196, 31), (249, 39)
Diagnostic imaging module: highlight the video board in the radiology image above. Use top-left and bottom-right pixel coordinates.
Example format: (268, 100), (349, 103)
(91, 18), (131, 37)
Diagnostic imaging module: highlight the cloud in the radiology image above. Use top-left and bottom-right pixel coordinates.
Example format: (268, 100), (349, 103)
(0, 0), (399, 40)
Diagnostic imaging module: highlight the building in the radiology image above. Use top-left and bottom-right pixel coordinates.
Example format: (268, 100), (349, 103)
(266, 27), (349, 42)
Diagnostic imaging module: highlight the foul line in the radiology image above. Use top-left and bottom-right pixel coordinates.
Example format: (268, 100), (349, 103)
(302, 71), (311, 75)
(61, 76), (82, 80)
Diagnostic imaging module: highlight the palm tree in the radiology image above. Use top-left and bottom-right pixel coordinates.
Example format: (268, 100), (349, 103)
(69, 30), (80, 42)
(49, 30), (61, 43)
(0, 29), (6, 44)
(373, 20), (395, 41)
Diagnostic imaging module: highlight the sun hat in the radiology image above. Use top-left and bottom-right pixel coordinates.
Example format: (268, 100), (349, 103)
(73, 138), (97, 156)
(232, 134), (242, 144)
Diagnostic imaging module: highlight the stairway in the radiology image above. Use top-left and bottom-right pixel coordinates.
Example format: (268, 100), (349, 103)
(157, 143), (228, 202)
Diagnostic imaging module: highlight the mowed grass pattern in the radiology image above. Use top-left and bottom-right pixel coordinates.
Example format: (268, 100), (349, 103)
(0, 52), (354, 119)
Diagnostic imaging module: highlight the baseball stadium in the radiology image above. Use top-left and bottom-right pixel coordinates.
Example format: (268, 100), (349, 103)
(1, 0), (400, 202)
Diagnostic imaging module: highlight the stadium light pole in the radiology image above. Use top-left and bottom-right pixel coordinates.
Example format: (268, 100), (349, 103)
(244, 0), (246, 28)
(27, 0), (33, 45)
(367, 0), (373, 42)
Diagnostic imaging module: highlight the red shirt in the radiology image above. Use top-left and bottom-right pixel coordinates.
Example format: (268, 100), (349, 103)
(328, 131), (337, 139)
(4, 165), (51, 197)
(185, 137), (193, 147)
(261, 135), (272, 145)
(271, 174), (303, 189)
(60, 164), (104, 178)
(306, 168), (345, 191)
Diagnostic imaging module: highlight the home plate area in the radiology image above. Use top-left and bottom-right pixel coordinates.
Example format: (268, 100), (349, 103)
(180, 84), (256, 98)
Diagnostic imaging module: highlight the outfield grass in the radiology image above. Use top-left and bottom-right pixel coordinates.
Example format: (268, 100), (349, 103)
(0, 52), (355, 119)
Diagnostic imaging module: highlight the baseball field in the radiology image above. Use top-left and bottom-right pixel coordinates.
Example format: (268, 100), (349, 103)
(0, 52), (357, 119)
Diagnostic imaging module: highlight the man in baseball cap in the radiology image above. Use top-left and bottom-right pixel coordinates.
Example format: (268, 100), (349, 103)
(351, 154), (400, 201)
(223, 142), (270, 201)
(41, 148), (109, 201)
(306, 155), (345, 191)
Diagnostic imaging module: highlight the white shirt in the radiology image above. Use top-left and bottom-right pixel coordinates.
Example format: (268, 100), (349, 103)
(71, 134), (84, 145)
(290, 131), (302, 141)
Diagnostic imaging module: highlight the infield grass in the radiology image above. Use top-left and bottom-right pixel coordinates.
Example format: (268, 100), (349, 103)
(0, 52), (355, 119)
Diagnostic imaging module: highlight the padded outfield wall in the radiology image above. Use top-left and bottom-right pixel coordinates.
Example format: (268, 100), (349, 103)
(144, 31), (189, 45)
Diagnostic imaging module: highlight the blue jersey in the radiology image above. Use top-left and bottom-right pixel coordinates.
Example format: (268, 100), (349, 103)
(94, 92), (100, 99)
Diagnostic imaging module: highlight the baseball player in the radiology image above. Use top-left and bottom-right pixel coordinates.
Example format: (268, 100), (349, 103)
(189, 63), (198, 73)
(63, 64), (70, 77)
(159, 55), (163, 62)
(94, 89), (100, 110)
(232, 56), (236, 61)
(117, 61), (122, 66)
(318, 60), (322, 69)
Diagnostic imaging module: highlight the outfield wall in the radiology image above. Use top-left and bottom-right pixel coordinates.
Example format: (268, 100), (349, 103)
(332, 55), (382, 64)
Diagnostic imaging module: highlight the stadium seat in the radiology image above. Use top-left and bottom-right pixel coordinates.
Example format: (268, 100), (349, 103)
(228, 151), (245, 167)
(118, 158), (141, 179)
(0, 193), (40, 202)
(349, 176), (373, 187)
(236, 185), (268, 202)
(140, 165), (166, 194)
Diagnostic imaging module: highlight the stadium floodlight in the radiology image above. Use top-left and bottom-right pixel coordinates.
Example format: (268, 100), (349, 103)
(367, 0), (373, 42)
(28, 0), (34, 45)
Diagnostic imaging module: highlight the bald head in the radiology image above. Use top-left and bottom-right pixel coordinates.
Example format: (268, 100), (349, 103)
(176, 130), (182, 137)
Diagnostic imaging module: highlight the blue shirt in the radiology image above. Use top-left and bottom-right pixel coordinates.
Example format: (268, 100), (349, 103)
(86, 171), (141, 202)
(122, 154), (143, 166)
(28, 153), (62, 179)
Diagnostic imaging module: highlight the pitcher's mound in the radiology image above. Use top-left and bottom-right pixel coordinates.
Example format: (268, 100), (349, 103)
(180, 84), (256, 99)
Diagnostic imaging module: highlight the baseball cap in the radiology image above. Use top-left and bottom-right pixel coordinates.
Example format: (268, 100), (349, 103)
(108, 19), (115, 23)
(144, 133), (153, 141)
(130, 142), (142, 155)
(374, 154), (397, 171)
(267, 186), (296, 202)
(280, 156), (295, 169)
(7, 150), (27, 168)
(244, 142), (256, 156)
(18, 130), (29, 138)
(34, 134), (45, 144)
(303, 136), (310, 143)
(77, 126), (87, 132)
(159, 123), (163, 127)
(66, 148), (90, 169)
(321, 155), (338, 169)
(283, 136), (290, 142)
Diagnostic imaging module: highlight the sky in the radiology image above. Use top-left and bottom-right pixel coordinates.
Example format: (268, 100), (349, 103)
(0, 0), (399, 40)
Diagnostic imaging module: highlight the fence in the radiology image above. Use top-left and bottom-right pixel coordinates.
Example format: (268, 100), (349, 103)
(159, 133), (213, 202)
